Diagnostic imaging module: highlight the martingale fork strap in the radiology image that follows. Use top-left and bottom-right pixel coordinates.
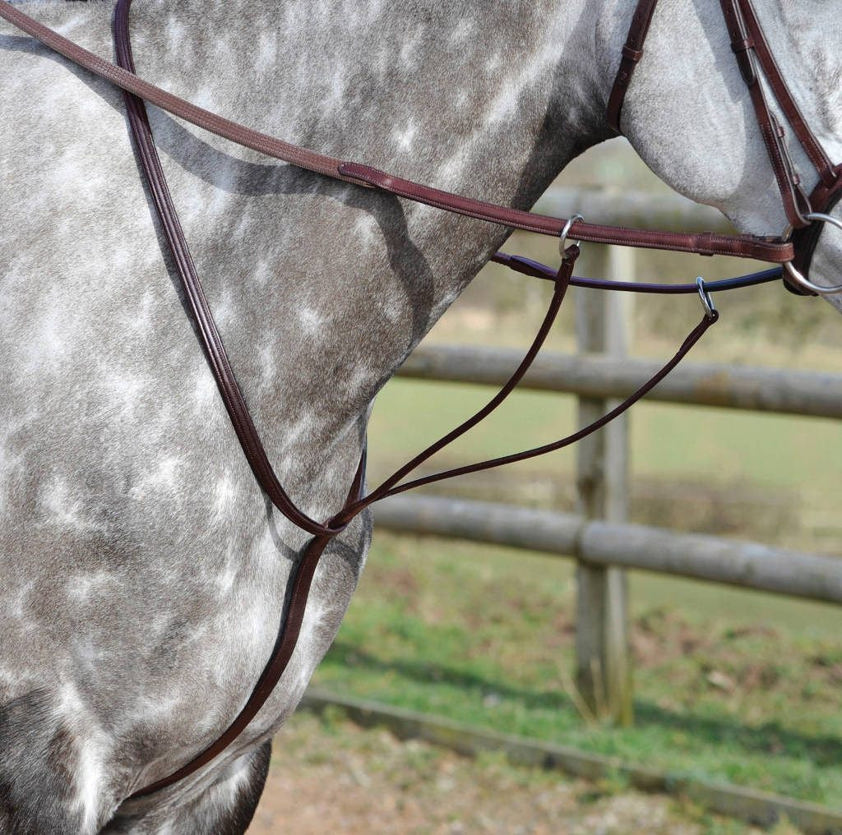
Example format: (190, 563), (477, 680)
(106, 0), (720, 796)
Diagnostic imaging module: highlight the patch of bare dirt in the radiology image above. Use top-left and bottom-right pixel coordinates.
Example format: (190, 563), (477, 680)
(246, 712), (794, 834)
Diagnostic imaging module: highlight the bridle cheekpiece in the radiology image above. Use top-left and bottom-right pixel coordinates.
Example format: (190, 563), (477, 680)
(607, 0), (842, 296)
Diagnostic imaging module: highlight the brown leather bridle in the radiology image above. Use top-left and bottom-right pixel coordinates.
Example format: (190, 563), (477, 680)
(608, 0), (842, 295)
(1, 0), (839, 798)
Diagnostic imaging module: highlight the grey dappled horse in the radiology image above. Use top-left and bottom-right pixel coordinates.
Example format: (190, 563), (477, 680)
(1, 0), (840, 832)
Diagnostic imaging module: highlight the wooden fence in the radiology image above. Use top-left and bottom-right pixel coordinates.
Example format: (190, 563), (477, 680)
(373, 188), (842, 724)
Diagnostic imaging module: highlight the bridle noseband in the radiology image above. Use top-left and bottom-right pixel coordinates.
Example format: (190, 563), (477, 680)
(608, 0), (842, 295)
(1, 0), (840, 800)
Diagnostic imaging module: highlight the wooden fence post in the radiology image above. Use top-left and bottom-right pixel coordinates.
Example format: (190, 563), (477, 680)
(574, 244), (634, 726)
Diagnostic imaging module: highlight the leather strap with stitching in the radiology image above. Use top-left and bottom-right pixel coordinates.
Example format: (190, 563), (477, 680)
(337, 162), (793, 261)
(606, 0), (660, 133)
(0, 0), (796, 264)
(0, 0), (825, 800)
(718, 0), (811, 229)
(735, 0), (837, 188)
(110, 0), (349, 539)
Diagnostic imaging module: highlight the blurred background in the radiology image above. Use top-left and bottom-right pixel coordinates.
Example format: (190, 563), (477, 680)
(253, 139), (842, 835)
(369, 138), (842, 554)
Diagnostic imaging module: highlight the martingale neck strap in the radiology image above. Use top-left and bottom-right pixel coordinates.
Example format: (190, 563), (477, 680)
(0, 0), (822, 798)
(107, 0), (723, 794)
(107, 0), (728, 792)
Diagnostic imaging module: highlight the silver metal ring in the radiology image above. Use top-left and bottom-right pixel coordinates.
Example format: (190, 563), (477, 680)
(783, 261), (842, 294)
(805, 211), (842, 228)
(559, 213), (584, 254)
(782, 212), (842, 242)
(696, 276), (717, 319)
(783, 211), (842, 295)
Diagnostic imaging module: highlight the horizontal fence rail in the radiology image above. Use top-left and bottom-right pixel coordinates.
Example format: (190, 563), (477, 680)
(374, 496), (842, 606)
(351, 189), (841, 819)
(397, 345), (842, 419)
(535, 186), (736, 233)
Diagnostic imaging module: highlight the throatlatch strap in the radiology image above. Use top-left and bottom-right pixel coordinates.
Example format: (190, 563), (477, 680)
(606, 0), (660, 132)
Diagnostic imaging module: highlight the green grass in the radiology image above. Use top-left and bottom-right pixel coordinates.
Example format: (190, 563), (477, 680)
(316, 322), (842, 808)
(631, 403), (842, 493)
(314, 533), (842, 807)
(315, 137), (842, 813)
(369, 378), (842, 493)
(367, 377), (842, 553)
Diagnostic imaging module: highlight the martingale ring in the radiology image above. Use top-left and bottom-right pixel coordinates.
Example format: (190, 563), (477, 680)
(559, 213), (584, 255)
(696, 276), (717, 319)
(784, 212), (842, 295)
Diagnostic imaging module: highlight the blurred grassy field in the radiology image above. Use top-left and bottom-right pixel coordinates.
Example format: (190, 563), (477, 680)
(315, 140), (841, 812)
(365, 137), (842, 555)
(367, 380), (842, 555)
(314, 532), (842, 807)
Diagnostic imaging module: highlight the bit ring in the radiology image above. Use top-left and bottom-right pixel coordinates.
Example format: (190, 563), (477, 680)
(559, 214), (584, 255)
(783, 212), (842, 295)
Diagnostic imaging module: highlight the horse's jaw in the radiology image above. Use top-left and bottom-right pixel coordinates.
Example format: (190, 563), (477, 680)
(603, 0), (842, 312)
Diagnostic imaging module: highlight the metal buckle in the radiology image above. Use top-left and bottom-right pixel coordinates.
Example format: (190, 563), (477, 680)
(559, 213), (584, 255)
(783, 212), (842, 295)
(696, 276), (717, 320)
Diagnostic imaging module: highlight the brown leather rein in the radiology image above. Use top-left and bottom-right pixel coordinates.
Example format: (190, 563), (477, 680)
(1, 0), (838, 798)
(0, 0), (812, 265)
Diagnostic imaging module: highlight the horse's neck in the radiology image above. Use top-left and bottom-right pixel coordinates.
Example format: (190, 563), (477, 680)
(137, 0), (611, 183)
(120, 0), (612, 454)
(131, 0), (614, 228)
